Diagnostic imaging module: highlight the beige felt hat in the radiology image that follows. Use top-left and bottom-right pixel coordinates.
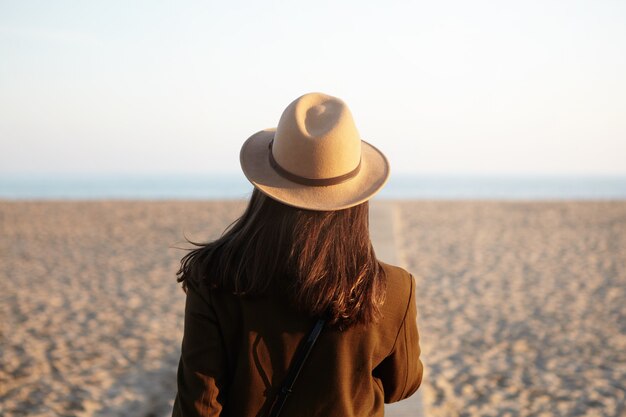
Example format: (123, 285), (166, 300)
(239, 92), (390, 211)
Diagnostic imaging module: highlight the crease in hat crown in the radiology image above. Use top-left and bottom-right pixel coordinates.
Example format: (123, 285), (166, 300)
(271, 92), (362, 180)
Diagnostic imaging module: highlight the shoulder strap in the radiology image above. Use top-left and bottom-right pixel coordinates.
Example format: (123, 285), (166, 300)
(266, 317), (326, 417)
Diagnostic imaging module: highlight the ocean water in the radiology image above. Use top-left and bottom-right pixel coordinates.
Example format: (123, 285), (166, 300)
(0, 173), (625, 200)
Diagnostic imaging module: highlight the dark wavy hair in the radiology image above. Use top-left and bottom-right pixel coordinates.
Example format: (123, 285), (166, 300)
(177, 187), (387, 330)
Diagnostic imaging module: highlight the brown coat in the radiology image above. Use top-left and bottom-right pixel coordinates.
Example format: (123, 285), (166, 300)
(172, 261), (423, 417)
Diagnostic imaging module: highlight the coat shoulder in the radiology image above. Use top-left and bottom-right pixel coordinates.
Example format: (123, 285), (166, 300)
(377, 260), (415, 322)
(377, 260), (414, 291)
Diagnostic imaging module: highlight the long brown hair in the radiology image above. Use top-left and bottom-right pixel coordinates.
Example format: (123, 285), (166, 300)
(177, 187), (387, 330)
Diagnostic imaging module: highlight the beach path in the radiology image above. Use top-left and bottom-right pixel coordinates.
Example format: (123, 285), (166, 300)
(370, 200), (425, 417)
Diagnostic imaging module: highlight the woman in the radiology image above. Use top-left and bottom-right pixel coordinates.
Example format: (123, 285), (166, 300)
(172, 92), (423, 417)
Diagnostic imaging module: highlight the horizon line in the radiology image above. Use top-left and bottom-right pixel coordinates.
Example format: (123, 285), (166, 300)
(2, 171), (626, 178)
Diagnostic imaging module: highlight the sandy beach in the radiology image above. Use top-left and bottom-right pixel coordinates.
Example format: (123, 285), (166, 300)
(1, 200), (625, 416)
(0, 201), (247, 417)
(395, 201), (626, 417)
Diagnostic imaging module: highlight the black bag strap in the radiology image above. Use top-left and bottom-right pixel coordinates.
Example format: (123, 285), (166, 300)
(266, 317), (326, 417)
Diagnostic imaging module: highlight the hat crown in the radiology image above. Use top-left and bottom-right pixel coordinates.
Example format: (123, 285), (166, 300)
(272, 93), (362, 180)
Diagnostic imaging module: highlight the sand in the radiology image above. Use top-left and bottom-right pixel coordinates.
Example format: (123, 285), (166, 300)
(394, 201), (626, 417)
(0, 201), (247, 417)
(1, 200), (625, 416)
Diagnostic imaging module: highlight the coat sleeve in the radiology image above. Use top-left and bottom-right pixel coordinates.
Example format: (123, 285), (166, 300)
(374, 273), (424, 403)
(172, 282), (228, 417)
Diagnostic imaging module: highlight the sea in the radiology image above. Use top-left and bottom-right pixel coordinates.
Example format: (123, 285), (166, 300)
(1, 173), (625, 200)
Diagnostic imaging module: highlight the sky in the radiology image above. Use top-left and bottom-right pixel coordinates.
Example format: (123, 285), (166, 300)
(1, 0), (625, 176)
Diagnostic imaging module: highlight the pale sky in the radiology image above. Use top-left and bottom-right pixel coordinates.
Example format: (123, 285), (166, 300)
(1, 0), (625, 176)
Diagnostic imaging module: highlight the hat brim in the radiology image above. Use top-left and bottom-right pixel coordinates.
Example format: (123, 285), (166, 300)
(240, 129), (390, 211)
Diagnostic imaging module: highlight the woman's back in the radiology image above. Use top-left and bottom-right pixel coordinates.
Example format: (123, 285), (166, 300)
(173, 260), (422, 417)
(172, 92), (423, 416)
